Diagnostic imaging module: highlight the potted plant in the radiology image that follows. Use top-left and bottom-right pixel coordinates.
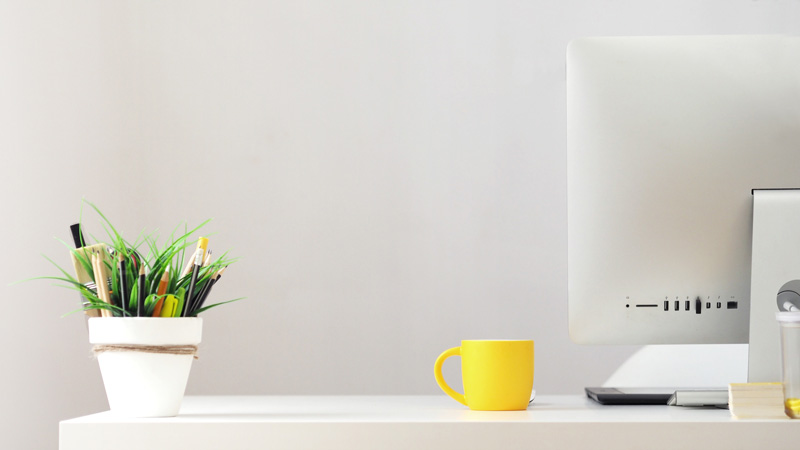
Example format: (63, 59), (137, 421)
(34, 201), (241, 417)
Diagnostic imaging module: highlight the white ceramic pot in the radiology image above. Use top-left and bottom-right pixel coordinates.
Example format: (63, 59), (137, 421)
(88, 317), (203, 417)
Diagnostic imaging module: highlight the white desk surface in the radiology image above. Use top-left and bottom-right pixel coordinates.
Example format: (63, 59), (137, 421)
(60, 395), (798, 450)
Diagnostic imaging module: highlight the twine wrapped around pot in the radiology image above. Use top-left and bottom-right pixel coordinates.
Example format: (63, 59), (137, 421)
(93, 344), (199, 359)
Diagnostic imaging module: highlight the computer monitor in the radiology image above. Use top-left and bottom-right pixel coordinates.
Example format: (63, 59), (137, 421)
(567, 36), (800, 352)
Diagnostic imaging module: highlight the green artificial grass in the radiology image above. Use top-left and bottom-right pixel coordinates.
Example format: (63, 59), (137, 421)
(26, 200), (241, 317)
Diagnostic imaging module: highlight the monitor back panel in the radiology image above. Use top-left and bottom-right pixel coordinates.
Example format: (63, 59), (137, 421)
(567, 36), (800, 344)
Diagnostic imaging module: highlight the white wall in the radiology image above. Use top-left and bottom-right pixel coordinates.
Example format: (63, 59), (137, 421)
(2, 1), (799, 448)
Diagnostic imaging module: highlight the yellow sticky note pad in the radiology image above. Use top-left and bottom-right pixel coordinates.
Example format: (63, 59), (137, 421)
(786, 398), (800, 418)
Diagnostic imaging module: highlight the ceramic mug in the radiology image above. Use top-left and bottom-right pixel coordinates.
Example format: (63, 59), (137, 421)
(434, 339), (534, 411)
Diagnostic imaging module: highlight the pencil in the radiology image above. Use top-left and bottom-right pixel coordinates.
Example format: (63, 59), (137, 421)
(180, 248), (199, 279)
(187, 271), (214, 314)
(203, 249), (212, 267)
(91, 251), (103, 315)
(197, 237), (208, 262)
(70, 223), (86, 248)
(99, 253), (113, 315)
(69, 223), (100, 318)
(137, 263), (145, 317)
(180, 236), (208, 317)
(118, 253), (130, 317)
(182, 249), (204, 317)
(152, 267), (170, 317)
(92, 251), (112, 317)
(193, 266), (226, 314)
(90, 251), (102, 317)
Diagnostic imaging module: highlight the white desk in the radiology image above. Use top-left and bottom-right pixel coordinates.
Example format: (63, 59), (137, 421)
(60, 395), (797, 450)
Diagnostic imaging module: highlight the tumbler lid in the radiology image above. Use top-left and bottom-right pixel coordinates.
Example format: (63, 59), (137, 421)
(776, 311), (800, 323)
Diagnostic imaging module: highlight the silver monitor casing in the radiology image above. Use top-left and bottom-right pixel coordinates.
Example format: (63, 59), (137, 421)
(567, 36), (800, 346)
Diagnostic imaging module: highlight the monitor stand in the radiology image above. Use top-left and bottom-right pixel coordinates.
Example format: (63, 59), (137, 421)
(586, 189), (800, 405)
(748, 189), (800, 381)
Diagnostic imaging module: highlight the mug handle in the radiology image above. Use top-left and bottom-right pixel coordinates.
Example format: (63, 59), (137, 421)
(434, 347), (467, 406)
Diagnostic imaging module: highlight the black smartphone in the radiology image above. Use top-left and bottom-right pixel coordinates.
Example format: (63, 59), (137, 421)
(585, 387), (675, 405)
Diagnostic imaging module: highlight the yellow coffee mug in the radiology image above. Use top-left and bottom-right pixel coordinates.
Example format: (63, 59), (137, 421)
(434, 340), (533, 411)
